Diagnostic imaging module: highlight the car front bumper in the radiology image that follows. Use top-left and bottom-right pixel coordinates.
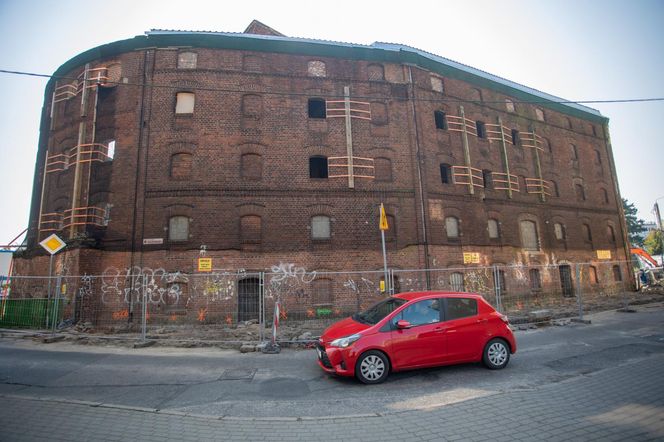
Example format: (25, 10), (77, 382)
(316, 344), (354, 377)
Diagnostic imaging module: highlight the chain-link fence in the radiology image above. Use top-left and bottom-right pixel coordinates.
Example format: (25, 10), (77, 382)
(1, 261), (663, 344)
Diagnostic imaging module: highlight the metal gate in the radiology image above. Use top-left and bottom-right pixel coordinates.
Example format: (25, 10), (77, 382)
(238, 277), (260, 322)
(559, 265), (574, 297)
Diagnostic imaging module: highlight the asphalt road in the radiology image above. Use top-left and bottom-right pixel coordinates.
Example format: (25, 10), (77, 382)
(1, 302), (663, 420)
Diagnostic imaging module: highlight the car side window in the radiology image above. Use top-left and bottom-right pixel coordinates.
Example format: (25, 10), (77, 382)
(446, 298), (478, 320)
(397, 299), (442, 326)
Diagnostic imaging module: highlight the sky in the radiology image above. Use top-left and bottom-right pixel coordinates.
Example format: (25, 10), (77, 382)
(0, 0), (663, 245)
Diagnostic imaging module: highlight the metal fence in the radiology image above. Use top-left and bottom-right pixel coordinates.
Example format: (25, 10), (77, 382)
(1, 261), (662, 345)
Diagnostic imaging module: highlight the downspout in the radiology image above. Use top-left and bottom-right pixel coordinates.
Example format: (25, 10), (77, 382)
(407, 66), (431, 285)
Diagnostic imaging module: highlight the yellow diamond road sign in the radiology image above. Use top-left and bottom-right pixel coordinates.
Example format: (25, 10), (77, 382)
(39, 234), (66, 255)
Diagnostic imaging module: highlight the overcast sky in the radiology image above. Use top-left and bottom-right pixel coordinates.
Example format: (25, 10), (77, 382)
(1, 0), (663, 245)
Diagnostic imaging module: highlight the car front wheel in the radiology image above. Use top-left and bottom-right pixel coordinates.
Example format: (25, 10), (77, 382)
(355, 350), (390, 384)
(483, 338), (510, 369)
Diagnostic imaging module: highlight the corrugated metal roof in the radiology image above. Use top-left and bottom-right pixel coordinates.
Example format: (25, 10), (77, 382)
(145, 29), (601, 117)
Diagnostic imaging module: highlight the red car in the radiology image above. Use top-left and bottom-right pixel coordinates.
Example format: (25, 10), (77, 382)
(316, 291), (516, 384)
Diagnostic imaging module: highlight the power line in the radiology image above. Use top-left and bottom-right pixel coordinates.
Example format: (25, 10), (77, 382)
(1, 68), (663, 106)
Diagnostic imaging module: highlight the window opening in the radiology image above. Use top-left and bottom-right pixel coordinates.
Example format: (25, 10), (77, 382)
(308, 98), (326, 118)
(309, 156), (328, 178)
(434, 111), (448, 130)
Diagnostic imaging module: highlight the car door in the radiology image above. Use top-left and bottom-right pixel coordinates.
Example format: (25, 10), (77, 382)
(389, 298), (446, 369)
(442, 297), (487, 363)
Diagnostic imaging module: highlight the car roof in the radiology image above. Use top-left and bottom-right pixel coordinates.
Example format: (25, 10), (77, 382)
(393, 291), (483, 302)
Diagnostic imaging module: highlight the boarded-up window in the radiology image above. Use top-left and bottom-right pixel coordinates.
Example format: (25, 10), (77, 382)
(488, 219), (499, 239)
(240, 215), (261, 244)
(241, 154), (262, 180)
(242, 94), (262, 117)
(450, 272), (465, 292)
(445, 216), (459, 238)
(312, 278), (333, 305)
(177, 52), (197, 69)
(243, 55), (262, 72)
(367, 64), (384, 81)
(311, 215), (331, 239)
(554, 223), (565, 240)
(535, 108), (545, 121)
(371, 102), (388, 125)
(374, 157), (392, 181)
(505, 99), (515, 112)
(520, 220), (539, 251)
(170, 153), (193, 179)
(169, 216), (189, 241)
(175, 92), (195, 114)
(431, 76), (444, 93)
(307, 60), (326, 77)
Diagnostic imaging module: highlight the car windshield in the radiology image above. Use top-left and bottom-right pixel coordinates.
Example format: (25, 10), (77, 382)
(353, 297), (407, 325)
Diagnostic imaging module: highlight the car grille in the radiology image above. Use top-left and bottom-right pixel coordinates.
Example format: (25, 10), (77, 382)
(316, 344), (333, 368)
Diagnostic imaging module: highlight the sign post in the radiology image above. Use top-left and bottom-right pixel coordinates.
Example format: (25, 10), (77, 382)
(39, 234), (66, 329)
(379, 203), (390, 294)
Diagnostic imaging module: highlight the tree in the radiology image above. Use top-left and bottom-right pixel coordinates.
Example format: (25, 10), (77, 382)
(644, 230), (663, 256)
(622, 198), (646, 246)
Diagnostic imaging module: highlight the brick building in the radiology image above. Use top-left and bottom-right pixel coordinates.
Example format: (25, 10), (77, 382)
(16, 21), (630, 312)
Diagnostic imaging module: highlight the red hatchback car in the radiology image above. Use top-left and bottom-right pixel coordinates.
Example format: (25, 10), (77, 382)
(316, 291), (516, 384)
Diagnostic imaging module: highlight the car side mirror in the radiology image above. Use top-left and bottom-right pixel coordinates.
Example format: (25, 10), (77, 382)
(396, 320), (412, 329)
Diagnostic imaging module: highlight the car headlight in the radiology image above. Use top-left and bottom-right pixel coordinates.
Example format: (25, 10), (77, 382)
(329, 333), (361, 348)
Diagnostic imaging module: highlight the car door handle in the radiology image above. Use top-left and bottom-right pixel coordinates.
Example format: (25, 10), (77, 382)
(434, 327), (446, 333)
(477, 318), (488, 323)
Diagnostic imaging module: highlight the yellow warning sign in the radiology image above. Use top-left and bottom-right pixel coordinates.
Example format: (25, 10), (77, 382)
(597, 250), (612, 260)
(379, 203), (389, 231)
(198, 257), (212, 272)
(39, 234), (66, 255)
(463, 252), (481, 264)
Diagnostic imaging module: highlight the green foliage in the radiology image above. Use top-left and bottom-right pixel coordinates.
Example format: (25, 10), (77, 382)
(644, 230), (663, 256)
(622, 198), (646, 245)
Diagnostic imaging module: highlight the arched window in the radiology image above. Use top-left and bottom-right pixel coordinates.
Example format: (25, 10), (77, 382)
(589, 266), (598, 284)
(613, 265), (623, 282)
(520, 220), (540, 251)
(476, 121), (487, 138)
(307, 60), (326, 77)
(594, 149), (602, 166)
(175, 92), (195, 114)
(554, 223), (566, 240)
(440, 163), (452, 184)
(240, 215), (262, 244)
(530, 269), (542, 290)
(488, 219), (500, 239)
(309, 156), (328, 178)
(367, 64), (384, 81)
(570, 144), (579, 160)
(607, 225), (616, 243)
(450, 272), (465, 292)
(374, 157), (392, 181)
(241, 154), (263, 180)
(308, 98), (326, 118)
(445, 216), (459, 238)
(169, 216), (189, 242)
(170, 153), (193, 180)
(434, 111), (448, 130)
(582, 223), (593, 243)
(505, 98), (515, 112)
(311, 215), (331, 239)
(177, 52), (197, 69)
(482, 170), (493, 189)
(575, 183), (586, 201)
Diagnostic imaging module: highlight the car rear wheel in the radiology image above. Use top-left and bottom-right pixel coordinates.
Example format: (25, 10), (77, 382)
(483, 338), (510, 369)
(355, 350), (390, 384)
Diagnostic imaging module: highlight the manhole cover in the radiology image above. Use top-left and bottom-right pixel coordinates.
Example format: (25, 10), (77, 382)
(219, 368), (256, 381)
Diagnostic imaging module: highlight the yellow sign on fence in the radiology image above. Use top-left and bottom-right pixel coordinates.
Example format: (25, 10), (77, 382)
(198, 257), (212, 272)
